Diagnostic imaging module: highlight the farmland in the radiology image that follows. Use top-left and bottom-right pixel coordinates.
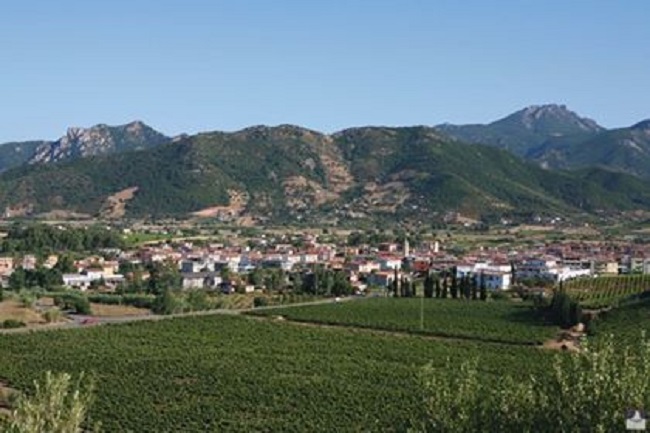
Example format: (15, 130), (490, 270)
(588, 297), (650, 345)
(564, 275), (650, 309)
(251, 298), (558, 345)
(0, 313), (555, 432)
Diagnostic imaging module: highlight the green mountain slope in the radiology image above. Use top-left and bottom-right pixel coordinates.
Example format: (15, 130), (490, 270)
(437, 104), (603, 156)
(530, 120), (650, 178)
(0, 141), (47, 172)
(0, 124), (649, 222)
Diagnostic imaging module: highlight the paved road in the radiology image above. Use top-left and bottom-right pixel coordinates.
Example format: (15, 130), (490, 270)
(0, 296), (359, 335)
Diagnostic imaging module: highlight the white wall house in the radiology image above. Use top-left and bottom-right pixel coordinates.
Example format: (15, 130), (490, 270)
(63, 271), (125, 291)
(456, 264), (512, 291)
(516, 258), (591, 282)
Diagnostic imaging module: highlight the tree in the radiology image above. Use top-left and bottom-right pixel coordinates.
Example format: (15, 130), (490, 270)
(247, 268), (265, 287)
(434, 277), (441, 298)
(152, 289), (178, 315)
(392, 268), (399, 297)
(479, 277), (488, 301)
(147, 261), (181, 295)
(450, 274), (458, 299)
(424, 273), (434, 298)
(413, 334), (650, 432)
(2, 371), (97, 433)
(8, 268), (26, 291)
(54, 255), (76, 274)
(461, 275), (471, 299)
(472, 275), (479, 300)
(441, 278), (448, 299)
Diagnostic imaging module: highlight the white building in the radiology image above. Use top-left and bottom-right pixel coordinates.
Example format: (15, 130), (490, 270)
(63, 271), (125, 291)
(456, 263), (512, 291)
(515, 258), (591, 282)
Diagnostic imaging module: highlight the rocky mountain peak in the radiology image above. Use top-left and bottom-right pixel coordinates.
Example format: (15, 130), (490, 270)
(504, 104), (603, 133)
(29, 121), (169, 165)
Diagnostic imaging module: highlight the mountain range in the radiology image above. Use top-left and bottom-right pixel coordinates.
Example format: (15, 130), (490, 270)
(438, 104), (650, 178)
(0, 105), (648, 223)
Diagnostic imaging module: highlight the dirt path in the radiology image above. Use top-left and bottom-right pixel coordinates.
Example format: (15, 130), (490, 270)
(0, 297), (357, 334)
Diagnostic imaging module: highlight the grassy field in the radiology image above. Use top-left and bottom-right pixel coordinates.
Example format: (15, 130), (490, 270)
(0, 314), (554, 432)
(0, 300), (44, 325)
(251, 298), (558, 345)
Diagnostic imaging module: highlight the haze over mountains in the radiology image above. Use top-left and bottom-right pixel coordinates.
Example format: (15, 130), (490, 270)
(0, 105), (648, 222)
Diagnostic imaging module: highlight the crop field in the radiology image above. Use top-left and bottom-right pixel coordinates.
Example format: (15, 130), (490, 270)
(0, 314), (554, 432)
(564, 275), (650, 309)
(250, 298), (558, 345)
(588, 298), (650, 345)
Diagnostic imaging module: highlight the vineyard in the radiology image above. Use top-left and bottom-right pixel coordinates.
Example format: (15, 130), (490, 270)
(588, 297), (650, 345)
(250, 298), (558, 345)
(0, 314), (554, 432)
(562, 275), (650, 309)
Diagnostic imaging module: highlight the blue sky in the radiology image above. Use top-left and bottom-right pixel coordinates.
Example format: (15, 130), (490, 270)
(1, 0), (649, 141)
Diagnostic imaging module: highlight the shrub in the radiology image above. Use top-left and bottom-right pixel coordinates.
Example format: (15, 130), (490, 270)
(18, 292), (36, 309)
(2, 320), (26, 329)
(413, 333), (650, 432)
(43, 309), (62, 323)
(1, 371), (98, 433)
(253, 297), (269, 308)
(53, 294), (92, 315)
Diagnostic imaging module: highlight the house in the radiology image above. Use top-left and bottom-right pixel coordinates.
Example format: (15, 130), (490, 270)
(346, 261), (381, 274)
(366, 271), (399, 288)
(0, 257), (14, 276)
(515, 257), (590, 282)
(63, 270), (125, 291)
(476, 271), (511, 291)
(379, 257), (402, 271)
(181, 272), (222, 290)
(22, 255), (37, 270)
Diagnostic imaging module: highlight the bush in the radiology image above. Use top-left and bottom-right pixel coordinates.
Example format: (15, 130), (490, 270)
(489, 291), (510, 301)
(412, 333), (650, 432)
(2, 319), (26, 329)
(0, 371), (98, 433)
(186, 290), (210, 312)
(18, 292), (36, 308)
(43, 309), (62, 323)
(53, 294), (92, 315)
(253, 297), (269, 308)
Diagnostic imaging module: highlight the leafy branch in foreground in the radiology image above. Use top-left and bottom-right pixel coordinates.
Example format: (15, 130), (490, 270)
(413, 333), (650, 433)
(2, 371), (98, 433)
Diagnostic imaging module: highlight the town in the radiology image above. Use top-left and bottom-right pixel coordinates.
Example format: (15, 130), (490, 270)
(0, 222), (649, 328)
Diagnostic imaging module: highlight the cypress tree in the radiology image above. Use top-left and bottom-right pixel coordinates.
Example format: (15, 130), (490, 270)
(472, 274), (479, 300)
(434, 277), (441, 298)
(480, 277), (488, 301)
(442, 278), (448, 299)
(424, 273), (434, 298)
(393, 267), (399, 297)
(463, 275), (472, 299)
